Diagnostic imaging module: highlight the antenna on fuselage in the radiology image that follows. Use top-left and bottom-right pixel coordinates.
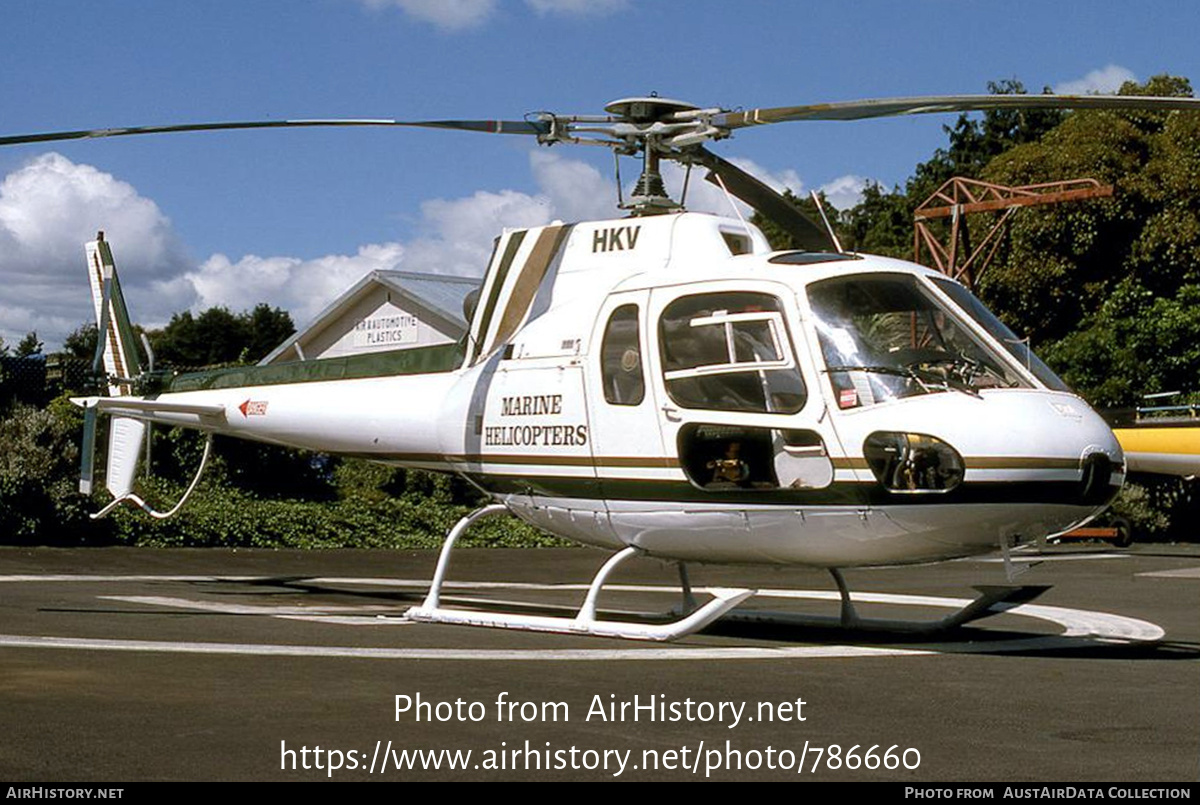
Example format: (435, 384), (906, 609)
(710, 170), (750, 231)
(810, 190), (844, 253)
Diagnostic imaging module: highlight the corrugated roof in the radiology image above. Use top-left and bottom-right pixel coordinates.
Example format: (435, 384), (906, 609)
(374, 270), (479, 329)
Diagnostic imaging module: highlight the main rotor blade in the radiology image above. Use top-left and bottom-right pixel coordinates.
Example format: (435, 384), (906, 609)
(713, 93), (1200, 128)
(691, 147), (833, 252)
(0, 118), (546, 147)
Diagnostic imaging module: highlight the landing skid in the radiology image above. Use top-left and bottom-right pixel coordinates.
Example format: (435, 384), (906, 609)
(405, 506), (1051, 642)
(404, 505), (754, 642)
(724, 570), (1051, 636)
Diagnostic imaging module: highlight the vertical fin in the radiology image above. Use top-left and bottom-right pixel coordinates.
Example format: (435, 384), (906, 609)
(83, 233), (148, 499)
(85, 233), (142, 397)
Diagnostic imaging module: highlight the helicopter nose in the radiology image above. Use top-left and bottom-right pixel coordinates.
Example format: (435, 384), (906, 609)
(1049, 397), (1126, 509)
(844, 390), (1125, 508)
(970, 392), (1124, 502)
(835, 391), (1125, 561)
(1078, 450), (1120, 506)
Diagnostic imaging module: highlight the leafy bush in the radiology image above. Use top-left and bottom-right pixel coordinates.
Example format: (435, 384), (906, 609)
(1108, 479), (1171, 538)
(105, 474), (565, 549)
(0, 397), (566, 549)
(0, 399), (95, 543)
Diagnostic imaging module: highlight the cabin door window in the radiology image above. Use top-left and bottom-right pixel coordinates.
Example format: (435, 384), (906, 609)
(650, 289), (833, 492)
(657, 291), (807, 414)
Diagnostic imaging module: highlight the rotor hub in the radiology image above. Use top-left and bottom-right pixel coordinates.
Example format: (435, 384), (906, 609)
(604, 96), (698, 124)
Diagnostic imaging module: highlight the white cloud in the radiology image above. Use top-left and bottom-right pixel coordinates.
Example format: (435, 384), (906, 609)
(819, 174), (868, 211)
(1054, 65), (1137, 95)
(660, 160), (749, 218)
(171, 244), (408, 329)
(0, 153), (190, 349)
(403, 189), (551, 278)
(730, 158), (805, 196)
(356, 0), (627, 30)
(359, 0), (497, 31)
(0, 150), (623, 348)
(524, 0), (629, 16)
(650, 158), (795, 220)
(174, 151), (617, 332)
(384, 151), (612, 280)
(529, 150), (615, 222)
(662, 156), (869, 216)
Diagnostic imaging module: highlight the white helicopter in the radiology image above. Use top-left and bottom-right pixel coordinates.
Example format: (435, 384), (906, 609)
(9, 92), (1199, 641)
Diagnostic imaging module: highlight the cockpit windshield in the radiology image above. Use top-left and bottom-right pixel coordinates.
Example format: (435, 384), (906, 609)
(806, 273), (1029, 409)
(929, 277), (1071, 392)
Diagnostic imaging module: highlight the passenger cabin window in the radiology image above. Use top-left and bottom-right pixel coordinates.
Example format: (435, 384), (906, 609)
(658, 292), (806, 414)
(600, 304), (645, 405)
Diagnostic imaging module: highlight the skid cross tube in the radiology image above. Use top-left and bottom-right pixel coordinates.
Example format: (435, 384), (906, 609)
(575, 546), (639, 626)
(421, 503), (509, 610)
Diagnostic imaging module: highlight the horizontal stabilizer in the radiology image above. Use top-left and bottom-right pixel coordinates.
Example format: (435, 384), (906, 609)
(73, 396), (226, 422)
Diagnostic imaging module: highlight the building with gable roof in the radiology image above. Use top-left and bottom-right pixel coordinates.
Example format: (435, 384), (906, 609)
(260, 270), (480, 366)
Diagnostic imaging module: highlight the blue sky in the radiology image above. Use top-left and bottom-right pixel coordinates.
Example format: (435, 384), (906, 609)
(3, 0), (1199, 349)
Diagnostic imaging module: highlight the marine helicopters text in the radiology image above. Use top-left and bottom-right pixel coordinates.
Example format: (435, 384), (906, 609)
(9, 91), (1198, 640)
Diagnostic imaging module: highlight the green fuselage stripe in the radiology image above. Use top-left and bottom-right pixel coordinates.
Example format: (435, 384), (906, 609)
(465, 473), (1109, 508)
(167, 342), (465, 392)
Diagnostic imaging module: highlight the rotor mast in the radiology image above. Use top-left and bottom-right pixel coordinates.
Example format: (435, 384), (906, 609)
(603, 96), (704, 214)
(531, 95), (729, 215)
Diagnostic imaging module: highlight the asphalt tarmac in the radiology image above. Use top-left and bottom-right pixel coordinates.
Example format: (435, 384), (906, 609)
(0, 543), (1197, 782)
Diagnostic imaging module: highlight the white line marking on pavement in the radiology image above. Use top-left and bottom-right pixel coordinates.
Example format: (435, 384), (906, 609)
(0, 574), (1165, 658)
(1137, 567), (1200, 579)
(0, 634), (927, 661)
(975, 554), (1130, 563)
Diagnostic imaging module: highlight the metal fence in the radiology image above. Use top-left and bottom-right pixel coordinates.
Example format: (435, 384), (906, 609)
(0, 356), (95, 407)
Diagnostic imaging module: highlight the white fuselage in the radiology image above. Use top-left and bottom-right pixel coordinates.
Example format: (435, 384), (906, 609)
(131, 212), (1124, 567)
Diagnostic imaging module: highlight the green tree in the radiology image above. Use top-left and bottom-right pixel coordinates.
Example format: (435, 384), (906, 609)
(243, 303), (296, 363)
(15, 332), (43, 357)
(0, 398), (94, 543)
(151, 308), (240, 367)
(831, 80), (1068, 265)
(841, 181), (912, 257)
(148, 305), (294, 368)
(61, 323), (98, 360)
(1043, 279), (1200, 407)
(749, 189), (847, 251)
(907, 79), (1065, 204)
(970, 74), (1200, 405)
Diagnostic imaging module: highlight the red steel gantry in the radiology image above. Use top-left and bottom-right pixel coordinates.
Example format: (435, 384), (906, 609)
(913, 176), (1113, 289)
